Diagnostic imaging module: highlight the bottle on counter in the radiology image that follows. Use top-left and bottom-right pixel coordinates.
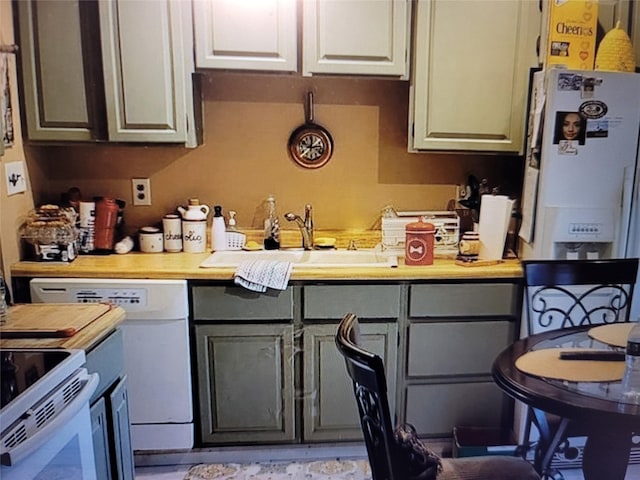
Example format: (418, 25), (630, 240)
(0, 272), (8, 324)
(621, 322), (640, 404)
(211, 205), (227, 252)
(227, 210), (238, 231)
(264, 194), (280, 250)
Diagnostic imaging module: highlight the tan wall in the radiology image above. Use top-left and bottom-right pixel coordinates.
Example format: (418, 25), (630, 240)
(1, 1), (35, 285)
(25, 71), (523, 235)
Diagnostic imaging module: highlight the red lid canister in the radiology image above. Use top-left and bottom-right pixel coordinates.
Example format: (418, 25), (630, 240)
(405, 219), (435, 266)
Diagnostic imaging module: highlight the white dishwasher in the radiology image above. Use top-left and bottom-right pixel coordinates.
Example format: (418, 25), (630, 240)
(29, 278), (194, 451)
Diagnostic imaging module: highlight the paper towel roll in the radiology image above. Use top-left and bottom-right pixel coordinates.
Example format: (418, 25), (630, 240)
(478, 195), (515, 261)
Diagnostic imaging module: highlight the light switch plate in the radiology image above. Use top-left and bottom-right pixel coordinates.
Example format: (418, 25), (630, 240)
(4, 160), (28, 195)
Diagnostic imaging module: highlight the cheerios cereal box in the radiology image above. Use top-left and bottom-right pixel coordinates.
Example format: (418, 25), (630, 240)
(545, 0), (599, 70)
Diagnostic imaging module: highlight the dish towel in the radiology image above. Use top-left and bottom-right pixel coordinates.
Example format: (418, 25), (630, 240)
(234, 260), (294, 293)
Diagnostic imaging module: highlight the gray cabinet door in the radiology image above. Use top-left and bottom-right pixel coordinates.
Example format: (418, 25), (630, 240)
(303, 321), (398, 442)
(98, 0), (190, 143)
(407, 321), (515, 377)
(109, 376), (135, 480)
(16, 0), (194, 144)
(16, 0), (97, 141)
(196, 323), (296, 444)
(405, 381), (507, 437)
(91, 398), (113, 480)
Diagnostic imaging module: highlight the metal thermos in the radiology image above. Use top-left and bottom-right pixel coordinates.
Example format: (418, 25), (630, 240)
(93, 197), (119, 251)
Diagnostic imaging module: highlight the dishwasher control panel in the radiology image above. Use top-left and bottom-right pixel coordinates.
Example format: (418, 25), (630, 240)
(71, 287), (148, 309)
(30, 279), (189, 319)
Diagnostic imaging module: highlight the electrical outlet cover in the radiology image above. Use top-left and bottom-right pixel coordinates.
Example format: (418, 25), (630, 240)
(5, 161), (28, 195)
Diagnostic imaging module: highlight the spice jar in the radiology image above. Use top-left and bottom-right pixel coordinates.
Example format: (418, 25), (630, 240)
(458, 231), (480, 260)
(405, 218), (435, 266)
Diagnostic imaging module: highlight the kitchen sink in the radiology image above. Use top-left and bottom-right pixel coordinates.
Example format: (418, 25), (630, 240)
(200, 249), (398, 268)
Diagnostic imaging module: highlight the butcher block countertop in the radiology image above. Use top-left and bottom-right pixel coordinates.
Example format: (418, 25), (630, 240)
(0, 304), (126, 350)
(11, 251), (522, 281)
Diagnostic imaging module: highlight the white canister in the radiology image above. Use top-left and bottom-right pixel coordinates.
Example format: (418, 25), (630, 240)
(139, 227), (164, 253)
(163, 214), (182, 252)
(78, 201), (95, 253)
(182, 220), (207, 253)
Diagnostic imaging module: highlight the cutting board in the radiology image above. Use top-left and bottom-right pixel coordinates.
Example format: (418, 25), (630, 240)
(0, 303), (112, 338)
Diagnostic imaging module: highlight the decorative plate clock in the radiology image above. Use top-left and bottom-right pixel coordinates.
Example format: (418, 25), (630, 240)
(288, 92), (333, 169)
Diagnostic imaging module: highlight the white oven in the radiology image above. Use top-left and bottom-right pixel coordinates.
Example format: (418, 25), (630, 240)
(29, 278), (193, 451)
(0, 350), (99, 480)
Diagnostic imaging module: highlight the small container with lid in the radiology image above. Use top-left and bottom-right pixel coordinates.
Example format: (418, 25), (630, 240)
(405, 218), (435, 266)
(458, 231), (481, 260)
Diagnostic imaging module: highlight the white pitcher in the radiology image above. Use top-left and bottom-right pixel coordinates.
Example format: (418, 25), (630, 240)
(178, 199), (209, 253)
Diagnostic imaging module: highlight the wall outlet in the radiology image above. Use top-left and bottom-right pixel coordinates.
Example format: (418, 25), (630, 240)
(132, 178), (151, 206)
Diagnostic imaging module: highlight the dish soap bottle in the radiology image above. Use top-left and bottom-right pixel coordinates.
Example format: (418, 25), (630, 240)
(211, 205), (227, 252)
(264, 195), (280, 250)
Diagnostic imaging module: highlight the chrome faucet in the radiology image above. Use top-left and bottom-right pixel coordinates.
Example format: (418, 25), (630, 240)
(285, 204), (314, 250)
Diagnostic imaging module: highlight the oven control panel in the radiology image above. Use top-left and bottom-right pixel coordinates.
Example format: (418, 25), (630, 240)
(70, 288), (148, 310)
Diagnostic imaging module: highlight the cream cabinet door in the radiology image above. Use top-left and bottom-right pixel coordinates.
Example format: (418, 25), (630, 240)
(99, 0), (192, 143)
(411, 0), (539, 153)
(303, 0), (410, 77)
(193, 0), (297, 71)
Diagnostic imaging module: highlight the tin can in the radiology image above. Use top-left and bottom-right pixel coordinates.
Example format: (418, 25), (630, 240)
(405, 219), (435, 266)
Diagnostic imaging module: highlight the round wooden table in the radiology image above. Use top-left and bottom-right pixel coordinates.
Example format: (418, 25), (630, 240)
(492, 326), (640, 480)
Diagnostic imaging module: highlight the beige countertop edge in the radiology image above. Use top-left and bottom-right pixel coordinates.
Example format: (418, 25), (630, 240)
(11, 253), (523, 281)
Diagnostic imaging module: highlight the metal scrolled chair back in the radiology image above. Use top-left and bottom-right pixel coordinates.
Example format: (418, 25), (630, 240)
(529, 283), (632, 333)
(523, 259), (639, 336)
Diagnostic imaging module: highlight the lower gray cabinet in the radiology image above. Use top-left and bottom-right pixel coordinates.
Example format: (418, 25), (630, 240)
(403, 282), (520, 437)
(303, 321), (398, 442)
(302, 284), (401, 442)
(86, 329), (134, 480)
(195, 323), (296, 444)
(189, 280), (520, 445)
(109, 377), (134, 480)
(405, 381), (507, 436)
(91, 398), (112, 480)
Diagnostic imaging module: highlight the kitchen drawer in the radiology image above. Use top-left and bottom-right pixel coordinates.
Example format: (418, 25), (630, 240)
(409, 283), (518, 318)
(192, 286), (294, 321)
(405, 382), (507, 437)
(304, 285), (401, 319)
(407, 321), (514, 377)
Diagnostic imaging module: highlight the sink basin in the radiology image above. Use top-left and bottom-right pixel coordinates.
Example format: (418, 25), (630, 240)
(200, 249), (398, 268)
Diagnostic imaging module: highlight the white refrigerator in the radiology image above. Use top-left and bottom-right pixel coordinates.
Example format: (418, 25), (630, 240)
(518, 67), (640, 319)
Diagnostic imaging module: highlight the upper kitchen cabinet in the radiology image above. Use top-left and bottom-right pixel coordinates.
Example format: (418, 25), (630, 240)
(410, 0), (540, 153)
(16, 0), (198, 146)
(193, 0), (297, 72)
(302, 0), (410, 77)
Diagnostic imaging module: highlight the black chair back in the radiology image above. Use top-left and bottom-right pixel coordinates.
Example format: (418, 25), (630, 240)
(522, 258), (639, 335)
(336, 312), (402, 480)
